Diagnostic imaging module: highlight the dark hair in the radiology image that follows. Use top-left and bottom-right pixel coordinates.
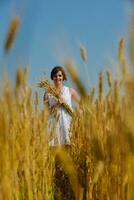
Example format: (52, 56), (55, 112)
(50, 66), (67, 81)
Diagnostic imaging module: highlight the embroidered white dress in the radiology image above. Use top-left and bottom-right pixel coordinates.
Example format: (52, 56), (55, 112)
(47, 86), (72, 146)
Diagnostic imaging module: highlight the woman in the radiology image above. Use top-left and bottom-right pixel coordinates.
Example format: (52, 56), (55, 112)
(44, 66), (80, 146)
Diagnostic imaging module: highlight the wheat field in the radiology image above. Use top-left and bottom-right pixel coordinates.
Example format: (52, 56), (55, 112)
(0, 16), (134, 200)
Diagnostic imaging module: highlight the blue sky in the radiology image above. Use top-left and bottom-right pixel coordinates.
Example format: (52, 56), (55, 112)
(0, 0), (134, 97)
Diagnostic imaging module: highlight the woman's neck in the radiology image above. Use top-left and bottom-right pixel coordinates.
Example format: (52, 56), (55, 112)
(55, 84), (63, 92)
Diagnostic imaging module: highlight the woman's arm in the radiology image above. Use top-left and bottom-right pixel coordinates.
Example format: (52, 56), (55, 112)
(70, 88), (80, 103)
(43, 92), (60, 114)
(43, 92), (49, 106)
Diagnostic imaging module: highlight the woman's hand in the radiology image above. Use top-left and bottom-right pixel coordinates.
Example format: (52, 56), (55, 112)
(58, 97), (66, 105)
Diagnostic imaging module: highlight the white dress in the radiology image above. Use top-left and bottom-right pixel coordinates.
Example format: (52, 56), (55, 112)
(47, 86), (72, 146)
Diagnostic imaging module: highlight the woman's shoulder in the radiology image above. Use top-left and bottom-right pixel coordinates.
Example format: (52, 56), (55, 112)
(63, 86), (72, 90)
(62, 85), (69, 92)
(63, 86), (75, 95)
(63, 86), (73, 94)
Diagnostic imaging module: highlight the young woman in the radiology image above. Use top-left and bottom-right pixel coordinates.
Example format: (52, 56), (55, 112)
(44, 66), (80, 146)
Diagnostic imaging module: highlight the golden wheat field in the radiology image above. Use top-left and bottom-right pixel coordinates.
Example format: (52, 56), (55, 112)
(1, 16), (134, 200)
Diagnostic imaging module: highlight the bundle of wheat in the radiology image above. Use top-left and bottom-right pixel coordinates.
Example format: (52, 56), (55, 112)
(38, 78), (74, 117)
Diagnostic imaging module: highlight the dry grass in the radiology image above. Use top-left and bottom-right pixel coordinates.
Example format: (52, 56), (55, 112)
(4, 16), (20, 53)
(1, 15), (134, 200)
(80, 45), (87, 63)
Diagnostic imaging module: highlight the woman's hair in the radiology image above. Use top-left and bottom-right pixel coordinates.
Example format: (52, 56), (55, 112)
(50, 66), (67, 81)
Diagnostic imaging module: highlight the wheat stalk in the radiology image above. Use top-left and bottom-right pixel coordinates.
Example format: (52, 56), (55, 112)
(80, 45), (87, 63)
(38, 79), (74, 117)
(98, 71), (104, 101)
(118, 38), (125, 64)
(4, 16), (20, 52)
(106, 68), (112, 89)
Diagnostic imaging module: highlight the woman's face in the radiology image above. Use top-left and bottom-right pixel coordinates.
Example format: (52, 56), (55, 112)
(53, 70), (63, 86)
